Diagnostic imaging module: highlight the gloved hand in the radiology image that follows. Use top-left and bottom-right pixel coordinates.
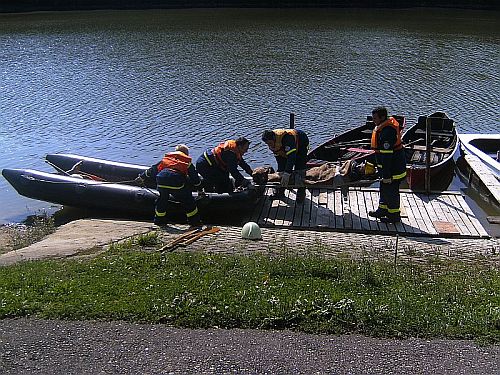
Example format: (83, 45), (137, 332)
(134, 175), (145, 185)
(382, 178), (392, 184)
(281, 172), (291, 187)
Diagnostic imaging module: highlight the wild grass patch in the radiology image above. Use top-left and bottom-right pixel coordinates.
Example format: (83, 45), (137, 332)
(0, 242), (498, 343)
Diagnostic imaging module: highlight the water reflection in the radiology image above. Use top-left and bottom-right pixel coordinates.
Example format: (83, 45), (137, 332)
(0, 9), (498, 223)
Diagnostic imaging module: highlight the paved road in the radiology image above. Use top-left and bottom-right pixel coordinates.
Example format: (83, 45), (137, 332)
(1, 318), (499, 374)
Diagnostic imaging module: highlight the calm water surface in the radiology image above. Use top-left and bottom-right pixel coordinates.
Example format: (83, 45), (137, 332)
(0, 9), (499, 223)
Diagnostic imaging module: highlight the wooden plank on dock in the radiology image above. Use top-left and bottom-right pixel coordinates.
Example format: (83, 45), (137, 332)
(454, 194), (489, 237)
(356, 190), (371, 231)
(327, 190), (336, 229)
(300, 189), (313, 227)
(283, 189), (297, 227)
(317, 189), (331, 228)
(400, 193), (418, 234)
(370, 191), (388, 232)
(414, 193), (439, 234)
(310, 189), (320, 228)
(364, 189), (380, 232)
(343, 190), (353, 230)
(334, 190), (344, 229)
(439, 194), (470, 236)
(349, 190), (362, 231)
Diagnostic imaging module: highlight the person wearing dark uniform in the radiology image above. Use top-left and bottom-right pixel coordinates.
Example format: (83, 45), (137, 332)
(196, 137), (253, 194)
(261, 128), (310, 203)
(368, 106), (407, 223)
(136, 144), (203, 227)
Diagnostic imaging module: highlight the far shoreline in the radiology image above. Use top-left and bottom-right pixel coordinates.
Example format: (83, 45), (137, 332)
(0, 1), (499, 14)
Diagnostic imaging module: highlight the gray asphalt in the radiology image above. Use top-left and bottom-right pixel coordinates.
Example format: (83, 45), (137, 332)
(1, 318), (499, 374)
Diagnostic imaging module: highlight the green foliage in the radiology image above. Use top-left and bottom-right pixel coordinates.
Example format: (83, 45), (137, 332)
(0, 247), (498, 342)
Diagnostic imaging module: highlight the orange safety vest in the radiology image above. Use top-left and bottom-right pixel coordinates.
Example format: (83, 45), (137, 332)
(271, 129), (298, 157)
(212, 140), (242, 170)
(370, 117), (403, 152)
(157, 151), (191, 176)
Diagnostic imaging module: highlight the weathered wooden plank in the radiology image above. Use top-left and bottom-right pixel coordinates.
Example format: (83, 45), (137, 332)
(316, 189), (331, 228)
(310, 189), (320, 228)
(370, 191), (388, 232)
(343, 189), (353, 229)
(249, 191), (266, 224)
(300, 189), (313, 227)
(356, 190), (371, 231)
(399, 193), (418, 234)
(257, 188), (274, 227)
(334, 190), (344, 229)
(364, 189), (381, 232)
(327, 190), (336, 229)
(283, 189), (297, 227)
(274, 188), (290, 227)
(292, 190), (305, 228)
(439, 194), (470, 236)
(412, 193), (438, 235)
(348, 190), (362, 230)
(454, 194), (489, 237)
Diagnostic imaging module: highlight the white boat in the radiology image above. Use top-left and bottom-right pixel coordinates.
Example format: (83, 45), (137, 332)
(459, 134), (500, 180)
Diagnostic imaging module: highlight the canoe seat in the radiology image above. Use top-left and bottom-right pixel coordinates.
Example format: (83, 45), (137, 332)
(408, 145), (453, 153)
(415, 129), (454, 138)
(410, 151), (444, 164)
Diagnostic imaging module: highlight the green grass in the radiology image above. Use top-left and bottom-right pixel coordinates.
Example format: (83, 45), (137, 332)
(0, 238), (499, 343)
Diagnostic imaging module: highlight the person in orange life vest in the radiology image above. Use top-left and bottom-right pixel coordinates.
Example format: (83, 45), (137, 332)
(136, 144), (203, 227)
(195, 137), (253, 194)
(368, 106), (407, 223)
(261, 128), (310, 203)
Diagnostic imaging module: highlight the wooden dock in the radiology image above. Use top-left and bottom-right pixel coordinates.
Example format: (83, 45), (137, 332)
(247, 187), (489, 238)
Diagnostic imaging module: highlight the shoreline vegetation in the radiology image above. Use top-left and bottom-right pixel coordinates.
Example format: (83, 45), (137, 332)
(0, 0), (499, 13)
(0, 232), (499, 343)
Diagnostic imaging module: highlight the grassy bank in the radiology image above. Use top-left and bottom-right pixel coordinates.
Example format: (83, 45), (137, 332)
(0, 237), (499, 343)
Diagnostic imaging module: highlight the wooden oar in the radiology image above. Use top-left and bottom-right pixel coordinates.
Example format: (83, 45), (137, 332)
(158, 227), (204, 252)
(178, 227), (220, 246)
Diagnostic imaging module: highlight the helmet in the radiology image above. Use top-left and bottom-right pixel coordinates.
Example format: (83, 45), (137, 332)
(241, 221), (262, 240)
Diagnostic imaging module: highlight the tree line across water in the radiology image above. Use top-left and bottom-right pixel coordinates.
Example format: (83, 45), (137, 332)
(1, 0), (499, 13)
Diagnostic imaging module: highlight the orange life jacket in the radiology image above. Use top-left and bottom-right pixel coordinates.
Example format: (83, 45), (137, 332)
(370, 117), (403, 152)
(212, 140), (242, 170)
(157, 151), (191, 176)
(271, 129), (298, 157)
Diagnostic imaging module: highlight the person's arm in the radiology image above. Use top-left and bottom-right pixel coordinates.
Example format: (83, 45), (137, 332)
(223, 151), (246, 186)
(139, 162), (160, 182)
(187, 163), (202, 188)
(282, 134), (298, 172)
(238, 158), (253, 176)
(379, 127), (397, 180)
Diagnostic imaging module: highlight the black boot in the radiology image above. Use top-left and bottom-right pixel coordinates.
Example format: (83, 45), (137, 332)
(368, 208), (388, 219)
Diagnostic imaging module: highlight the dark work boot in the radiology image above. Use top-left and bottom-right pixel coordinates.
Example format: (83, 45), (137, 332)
(368, 208), (388, 219)
(153, 216), (169, 227)
(380, 213), (401, 223)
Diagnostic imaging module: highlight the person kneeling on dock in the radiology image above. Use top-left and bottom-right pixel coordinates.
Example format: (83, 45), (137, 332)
(261, 128), (310, 203)
(135, 144), (203, 228)
(196, 137), (253, 193)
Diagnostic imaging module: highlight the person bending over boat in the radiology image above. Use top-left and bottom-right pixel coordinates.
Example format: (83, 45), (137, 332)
(368, 106), (407, 223)
(195, 137), (253, 194)
(261, 128), (310, 203)
(135, 144), (203, 227)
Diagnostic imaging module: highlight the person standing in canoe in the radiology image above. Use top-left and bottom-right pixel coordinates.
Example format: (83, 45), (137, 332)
(136, 144), (203, 228)
(261, 128), (310, 203)
(368, 106), (407, 223)
(195, 137), (253, 193)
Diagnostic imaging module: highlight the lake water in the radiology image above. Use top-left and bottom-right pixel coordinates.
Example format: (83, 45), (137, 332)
(0, 8), (499, 224)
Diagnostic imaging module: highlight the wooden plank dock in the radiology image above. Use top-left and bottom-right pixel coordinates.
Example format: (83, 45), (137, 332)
(247, 187), (490, 239)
